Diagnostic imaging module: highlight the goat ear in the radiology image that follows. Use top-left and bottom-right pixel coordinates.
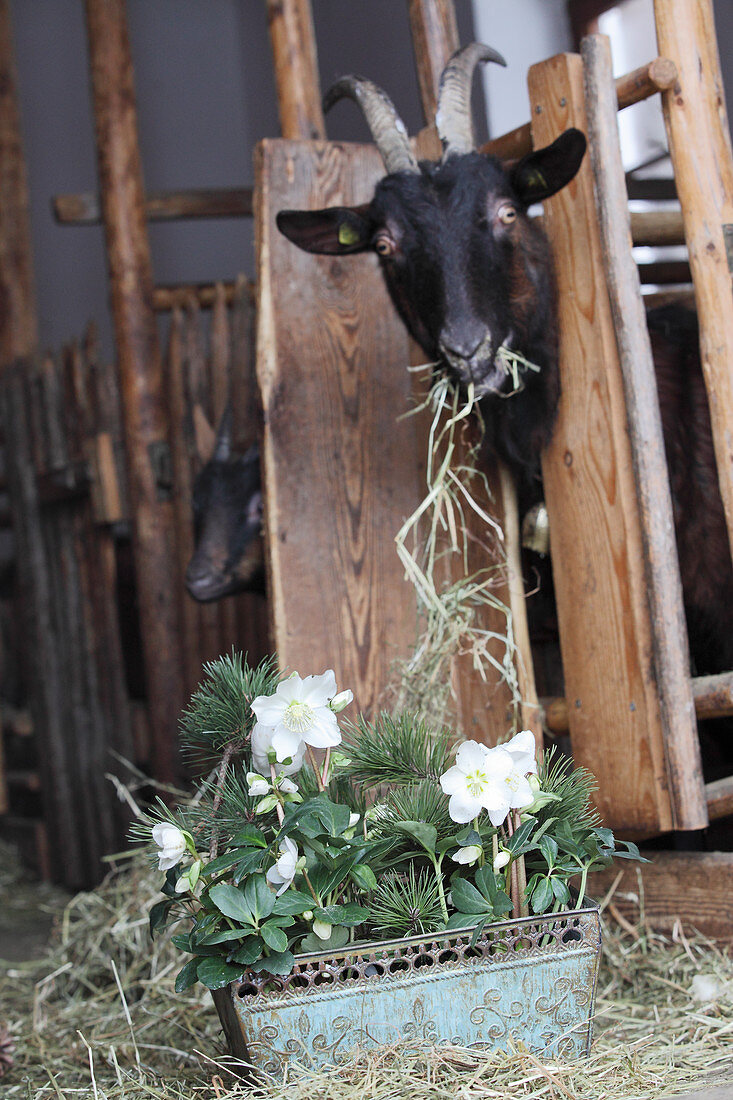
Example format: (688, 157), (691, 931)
(509, 128), (587, 205)
(276, 204), (374, 254)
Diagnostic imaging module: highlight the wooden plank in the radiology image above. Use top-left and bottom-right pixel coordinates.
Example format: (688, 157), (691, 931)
(255, 139), (424, 715)
(407, 0), (459, 123)
(587, 852), (733, 943)
(85, 0), (184, 782)
(528, 53), (674, 836)
(0, 0), (37, 364)
(582, 34), (704, 830)
(706, 775), (733, 822)
(484, 56), (677, 161)
(53, 186), (253, 226)
(655, 0), (733, 562)
(266, 0), (324, 141)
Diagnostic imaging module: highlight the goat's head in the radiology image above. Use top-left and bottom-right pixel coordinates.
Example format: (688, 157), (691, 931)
(185, 406), (265, 602)
(277, 44), (586, 401)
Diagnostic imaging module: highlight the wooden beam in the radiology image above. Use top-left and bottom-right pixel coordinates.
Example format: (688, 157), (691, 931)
(151, 280), (253, 313)
(267, 0), (324, 141)
(407, 0), (459, 124)
(706, 775), (733, 822)
(529, 52), (674, 836)
(53, 187), (253, 226)
(582, 34), (704, 830)
(485, 56), (677, 161)
(0, 0), (37, 364)
(655, 0), (733, 563)
(84, 0), (184, 783)
(587, 852), (733, 942)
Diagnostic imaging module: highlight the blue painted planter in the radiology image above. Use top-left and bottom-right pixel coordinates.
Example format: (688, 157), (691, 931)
(212, 904), (601, 1078)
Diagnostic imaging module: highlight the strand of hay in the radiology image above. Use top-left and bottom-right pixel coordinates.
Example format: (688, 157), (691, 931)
(390, 369), (521, 727)
(2, 848), (732, 1098)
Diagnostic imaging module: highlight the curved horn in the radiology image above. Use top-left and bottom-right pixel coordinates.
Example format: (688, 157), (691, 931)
(324, 76), (418, 175)
(436, 43), (507, 160)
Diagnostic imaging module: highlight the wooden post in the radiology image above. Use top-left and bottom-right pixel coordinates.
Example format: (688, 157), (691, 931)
(655, 0), (733, 563)
(266, 0), (325, 141)
(407, 0), (459, 122)
(528, 53), (675, 835)
(581, 34), (705, 829)
(0, 0), (37, 365)
(0, 0), (37, 820)
(84, 0), (184, 781)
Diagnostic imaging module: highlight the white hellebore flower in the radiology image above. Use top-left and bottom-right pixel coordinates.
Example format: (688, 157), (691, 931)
(251, 721), (305, 777)
(266, 837), (299, 896)
(493, 850), (511, 871)
(278, 777), (299, 795)
(251, 670), (343, 762)
(503, 729), (538, 777)
(246, 772), (270, 797)
(452, 844), (483, 866)
(152, 822), (187, 871)
(440, 740), (534, 827)
(329, 689), (354, 713)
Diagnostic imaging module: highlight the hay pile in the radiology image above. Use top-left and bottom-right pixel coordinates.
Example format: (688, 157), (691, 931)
(1, 846), (732, 1099)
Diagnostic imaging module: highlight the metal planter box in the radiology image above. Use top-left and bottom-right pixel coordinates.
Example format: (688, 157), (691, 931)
(212, 905), (601, 1077)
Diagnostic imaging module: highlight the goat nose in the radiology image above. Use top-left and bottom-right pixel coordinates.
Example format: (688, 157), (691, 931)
(438, 329), (488, 362)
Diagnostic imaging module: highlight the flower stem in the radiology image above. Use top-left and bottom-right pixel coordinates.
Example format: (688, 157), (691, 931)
(302, 868), (321, 907)
(306, 745), (326, 791)
(432, 856), (450, 924)
(513, 811), (529, 918)
(269, 762), (285, 826)
(321, 747), (332, 789)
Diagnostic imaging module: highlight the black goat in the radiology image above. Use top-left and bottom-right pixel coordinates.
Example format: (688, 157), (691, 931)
(277, 44), (586, 498)
(185, 407), (264, 603)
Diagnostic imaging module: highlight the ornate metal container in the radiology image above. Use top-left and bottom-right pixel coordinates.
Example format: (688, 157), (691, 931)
(212, 905), (601, 1078)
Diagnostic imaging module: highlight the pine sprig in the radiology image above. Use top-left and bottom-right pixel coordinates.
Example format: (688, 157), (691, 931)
(368, 866), (446, 938)
(372, 779), (455, 845)
(535, 747), (601, 831)
(179, 651), (278, 764)
(342, 712), (453, 789)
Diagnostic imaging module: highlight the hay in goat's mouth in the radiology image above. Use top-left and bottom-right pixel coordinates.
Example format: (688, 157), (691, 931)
(390, 363), (522, 727)
(2, 844), (732, 1098)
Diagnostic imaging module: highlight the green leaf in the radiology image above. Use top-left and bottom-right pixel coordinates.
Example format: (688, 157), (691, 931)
(250, 950), (294, 977)
(201, 848), (248, 876)
(530, 877), (554, 914)
(551, 878), (571, 906)
(506, 817), (535, 854)
(231, 824), (267, 848)
(244, 874), (275, 922)
(260, 920), (289, 952)
(349, 863), (378, 892)
(272, 888), (315, 916)
(209, 883), (255, 926)
(200, 928), (249, 945)
(445, 912), (480, 930)
(196, 957), (245, 990)
(255, 794), (279, 815)
(616, 839), (649, 861)
(314, 903), (369, 927)
(539, 835), (558, 867)
(474, 867), (512, 917)
(299, 925), (350, 953)
(149, 900), (173, 938)
(391, 820), (438, 857)
(309, 796), (352, 837)
(174, 958), (200, 992)
(451, 878), (492, 916)
(232, 849), (267, 882)
(231, 937), (264, 966)
(171, 932), (192, 952)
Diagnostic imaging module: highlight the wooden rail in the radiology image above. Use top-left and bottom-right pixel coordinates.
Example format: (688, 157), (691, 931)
(53, 187), (253, 226)
(486, 56), (677, 161)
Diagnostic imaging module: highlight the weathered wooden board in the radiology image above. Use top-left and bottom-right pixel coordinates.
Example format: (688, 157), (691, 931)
(255, 139), (424, 715)
(528, 53), (674, 835)
(256, 136), (540, 738)
(588, 852), (733, 944)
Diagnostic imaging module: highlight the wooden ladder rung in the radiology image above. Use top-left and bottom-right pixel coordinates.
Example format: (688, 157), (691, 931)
(53, 187), (253, 226)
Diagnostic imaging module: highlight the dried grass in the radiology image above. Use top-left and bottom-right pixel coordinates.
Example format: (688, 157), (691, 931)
(2, 844), (731, 1099)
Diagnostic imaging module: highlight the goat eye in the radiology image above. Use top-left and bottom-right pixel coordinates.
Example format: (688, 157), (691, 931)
(498, 204), (517, 225)
(374, 235), (395, 257)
